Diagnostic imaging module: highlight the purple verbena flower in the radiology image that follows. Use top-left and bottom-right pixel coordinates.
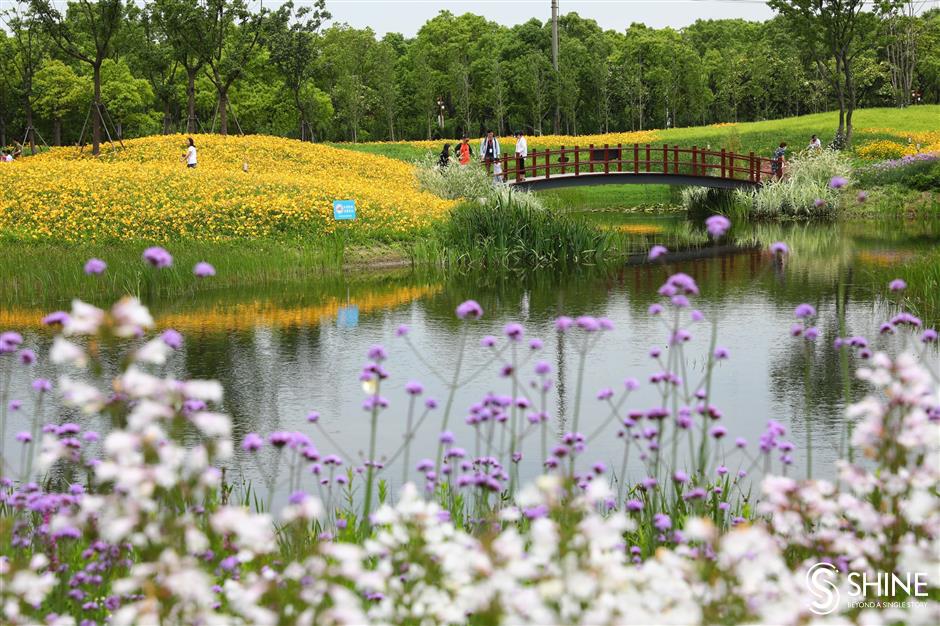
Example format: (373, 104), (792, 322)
(142, 246), (173, 268)
(83, 258), (107, 275)
(705, 215), (731, 238)
(193, 262), (216, 277)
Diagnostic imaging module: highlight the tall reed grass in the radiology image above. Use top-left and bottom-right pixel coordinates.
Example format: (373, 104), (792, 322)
(437, 192), (607, 269)
(734, 149), (854, 218)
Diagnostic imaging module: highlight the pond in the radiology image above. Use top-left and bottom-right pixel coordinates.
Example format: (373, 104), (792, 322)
(3, 211), (939, 507)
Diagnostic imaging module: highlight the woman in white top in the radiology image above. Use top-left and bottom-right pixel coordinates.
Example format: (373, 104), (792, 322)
(514, 131), (528, 181)
(184, 137), (197, 168)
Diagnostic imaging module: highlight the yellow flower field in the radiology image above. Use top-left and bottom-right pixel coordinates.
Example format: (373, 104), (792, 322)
(0, 134), (455, 242)
(856, 129), (940, 160)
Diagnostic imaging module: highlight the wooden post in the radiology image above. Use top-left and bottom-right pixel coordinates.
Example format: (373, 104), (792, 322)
(575, 145), (580, 176)
(691, 146), (697, 176)
(720, 149), (726, 178)
(560, 145), (566, 175)
(633, 143), (639, 174)
(728, 151), (735, 179)
(589, 143), (595, 173)
(502, 153), (509, 182)
(756, 156), (762, 184)
(546, 149), (551, 179)
(748, 151), (755, 182)
(604, 143), (610, 175)
(673, 145), (679, 174)
(530, 151), (536, 179)
(645, 144), (651, 173)
(617, 143), (623, 172)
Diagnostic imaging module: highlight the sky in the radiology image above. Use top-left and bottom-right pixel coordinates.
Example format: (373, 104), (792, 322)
(321, 0), (777, 36)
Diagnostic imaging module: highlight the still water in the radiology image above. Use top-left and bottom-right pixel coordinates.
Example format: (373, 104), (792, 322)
(3, 214), (939, 504)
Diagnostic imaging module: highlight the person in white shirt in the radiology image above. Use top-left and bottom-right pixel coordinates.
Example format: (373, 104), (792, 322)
(183, 137), (197, 168)
(808, 134), (822, 150)
(514, 131), (528, 181)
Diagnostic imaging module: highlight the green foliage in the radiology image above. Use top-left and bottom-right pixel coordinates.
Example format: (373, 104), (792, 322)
(437, 192), (606, 269)
(100, 58), (153, 133)
(857, 157), (940, 190)
(32, 59), (89, 123)
(734, 149), (854, 218)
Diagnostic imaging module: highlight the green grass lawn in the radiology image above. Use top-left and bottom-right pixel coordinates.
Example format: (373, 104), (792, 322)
(539, 184), (684, 211)
(336, 105), (939, 164)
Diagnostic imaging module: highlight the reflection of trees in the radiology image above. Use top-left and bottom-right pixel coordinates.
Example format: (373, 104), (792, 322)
(767, 276), (869, 445)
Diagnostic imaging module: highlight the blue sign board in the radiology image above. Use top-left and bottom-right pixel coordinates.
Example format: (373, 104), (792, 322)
(337, 305), (359, 328)
(333, 200), (356, 220)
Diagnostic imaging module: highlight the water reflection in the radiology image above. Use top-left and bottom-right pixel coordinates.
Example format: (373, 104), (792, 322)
(2, 217), (939, 505)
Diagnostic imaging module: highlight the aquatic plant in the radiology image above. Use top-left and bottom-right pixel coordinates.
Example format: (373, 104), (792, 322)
(437, 192), (606, 269)
(734, 149), (854, 218)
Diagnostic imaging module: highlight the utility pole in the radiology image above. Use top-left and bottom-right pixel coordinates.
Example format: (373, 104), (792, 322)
(551, 0), (560, 133)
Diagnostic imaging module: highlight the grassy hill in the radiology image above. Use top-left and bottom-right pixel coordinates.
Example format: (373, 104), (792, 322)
(0, 134), (453, 243)
(335, 105), (940, 163)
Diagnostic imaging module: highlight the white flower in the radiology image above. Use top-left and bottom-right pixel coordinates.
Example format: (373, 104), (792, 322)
(182, 380), (224, 403)
(50, 337), (87, 368)
(111, 296), (154, 337)
(63, 299), (105, 336)
(191, 412), (232, 438)
(135, 338), (172, 365)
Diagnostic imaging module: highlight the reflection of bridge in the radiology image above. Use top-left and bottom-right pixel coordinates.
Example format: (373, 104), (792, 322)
(497, 144), (773, 190)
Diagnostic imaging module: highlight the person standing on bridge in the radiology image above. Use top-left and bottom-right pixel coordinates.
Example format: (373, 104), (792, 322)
(771, 142), (787, 180)
(514, 131), (528, 182)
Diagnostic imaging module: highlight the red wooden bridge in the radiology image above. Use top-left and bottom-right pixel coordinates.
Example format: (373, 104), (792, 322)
(489, 144), (775, 190)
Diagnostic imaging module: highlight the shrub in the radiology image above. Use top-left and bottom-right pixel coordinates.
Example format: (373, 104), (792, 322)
(734, 149), (853, 218)
(856, 152), (940, 190)
(438, 191), (605, 268)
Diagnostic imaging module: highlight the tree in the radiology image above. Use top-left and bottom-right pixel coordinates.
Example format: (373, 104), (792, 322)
(127, 2), (180, 134)
(203, 0), (268, 135)
(769, 0), (869, 146)
(100, 58), (153, 139)
(33, 59), (88, 144)
(29, 0), (123, 155)
(876, 1), (929, 107)
(2, 6), (46, 153)
(155, 0), (209, 133)
(267, 0), (330, 140)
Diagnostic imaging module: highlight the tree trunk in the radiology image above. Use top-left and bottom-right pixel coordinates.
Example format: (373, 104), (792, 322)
(187, 69), (197, 133)
(53, 118), (61, 146)
(25, 106), (36, 155)
(92, 62), (102, 156)
(218, 89), (228, 136)
(162, 99), (172, 134)
(0, 113), (6, 147)
(844, 55), (856, 147)
(116, 121), (123, 140)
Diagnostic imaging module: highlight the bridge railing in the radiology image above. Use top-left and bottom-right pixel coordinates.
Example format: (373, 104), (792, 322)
(486, 144), (774, 184)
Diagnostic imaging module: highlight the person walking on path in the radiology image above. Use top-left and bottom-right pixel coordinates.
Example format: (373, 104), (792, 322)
(808, 134), (822, 150)
(514, 131), (528, 181)
(457, 137), (472, 166)
(480, 130), (501, 169)
(771, 142), (787, 180)
(183, 137), (197, 168)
